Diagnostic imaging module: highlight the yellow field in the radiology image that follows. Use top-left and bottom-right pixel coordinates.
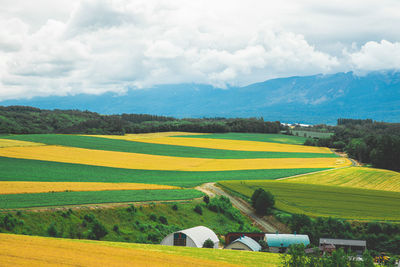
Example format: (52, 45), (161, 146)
(0, 233), (280, 267)
(0, 145), (352, 171)
(0, 181), (178, 194)
(85, 132), (207, 140)
(286, 167), (400, 192)
(0, 138), (44, 148)
(91, 135), (332, 154)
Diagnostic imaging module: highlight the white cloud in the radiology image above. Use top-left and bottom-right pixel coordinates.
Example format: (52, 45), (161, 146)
(0, 0), (399, 100)
(348, 40), (400, 71)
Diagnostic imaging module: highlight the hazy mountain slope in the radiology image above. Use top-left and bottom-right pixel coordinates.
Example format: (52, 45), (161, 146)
(1, 71), (399, 124)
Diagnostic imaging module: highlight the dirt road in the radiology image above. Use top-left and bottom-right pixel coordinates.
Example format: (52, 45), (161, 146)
(196, 182), (278, 232)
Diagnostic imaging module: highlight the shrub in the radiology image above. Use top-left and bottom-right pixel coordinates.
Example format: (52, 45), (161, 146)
(159, 216), (168, 225)
(83, 214), (95, 223)
(149, 214), (157, 221)
(47, 223), (58, 237)
(88, 221), (108, 240)
(202, 238), (214, 248)
(172, 204), (178, 211)
(194, 205), (203, 215)
(203, 195), (210, 204)
(113, 224), (120, 233)
(127, 204), (136, 213)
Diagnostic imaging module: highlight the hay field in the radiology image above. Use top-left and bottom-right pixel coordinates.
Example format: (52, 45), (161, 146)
(0, 181), (178, 194)
(0, 233), (280, 267)
(286, 167), (400, 192)
(97, 135), (332, 154)
(219, 180), (400, 221)
(0, 145), (351, 171)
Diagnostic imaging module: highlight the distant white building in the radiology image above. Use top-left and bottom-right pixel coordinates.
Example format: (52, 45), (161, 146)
(160, 226), (219, 248)
(224, 236), (261, 251)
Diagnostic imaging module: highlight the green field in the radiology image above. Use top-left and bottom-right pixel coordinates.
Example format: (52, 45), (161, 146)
(0, 134), (337, 158)
(219, 180), (400, 221)
(0, 189), (203, 209)
(178, 132), (308, 145)
(0, 157), (326, 187)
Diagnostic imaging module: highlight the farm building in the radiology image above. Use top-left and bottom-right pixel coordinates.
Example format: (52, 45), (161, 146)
(225, 232), (266, 245)
(319, 238), (366, 256)
(224, 236), (261, 251)
(160, 226), (219, 248)
(265, 233), (310, 253)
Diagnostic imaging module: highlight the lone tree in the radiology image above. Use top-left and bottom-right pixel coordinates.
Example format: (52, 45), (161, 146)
(203, 238), (214, 248)
(251, 188), (275, 215)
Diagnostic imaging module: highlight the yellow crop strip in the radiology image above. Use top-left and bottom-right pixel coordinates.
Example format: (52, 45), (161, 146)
(0, 139), (44, 148)
(0, 181), (178, 194)
(0, 233), (254, 267)
(286, 167), (400, 192)
(92, 135), (332, 153)
(0, 145), (351, 171)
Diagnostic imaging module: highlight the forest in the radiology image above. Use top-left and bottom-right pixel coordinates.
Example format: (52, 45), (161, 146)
(303, 119), (400, 171)
(0, 106), (283, 135)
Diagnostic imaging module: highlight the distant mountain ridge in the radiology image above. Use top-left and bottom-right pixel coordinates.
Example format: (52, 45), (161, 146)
(1, 71), (400, 124)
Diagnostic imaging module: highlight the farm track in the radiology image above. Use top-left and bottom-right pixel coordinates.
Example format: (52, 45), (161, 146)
(196, 183), (278, 232)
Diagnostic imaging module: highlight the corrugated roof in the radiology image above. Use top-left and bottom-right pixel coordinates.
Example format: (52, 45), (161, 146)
(265, 234), (310, 247)
(231, 236), (261, 251)
(179, 226), (219, 247)
(319, 238), (366, 247)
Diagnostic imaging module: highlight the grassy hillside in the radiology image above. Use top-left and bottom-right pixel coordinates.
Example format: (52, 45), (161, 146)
(0, 233), (281, 267)
(219, 180), (400, 221)
(178, 132), (307, 145)
(0, 200), (259, 245)
(0, 157), (326, 187)
(1, 134), (337, 158)
(286, 167), (400, 192)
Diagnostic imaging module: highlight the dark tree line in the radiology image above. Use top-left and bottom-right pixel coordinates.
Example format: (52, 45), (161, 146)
(304, 118), (400, 171)
(0, 106), (283, 135)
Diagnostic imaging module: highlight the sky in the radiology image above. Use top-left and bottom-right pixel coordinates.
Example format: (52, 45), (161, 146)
(0, 0), (400, 100)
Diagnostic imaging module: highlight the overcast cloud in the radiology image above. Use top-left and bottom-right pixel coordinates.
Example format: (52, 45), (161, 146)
(0, 0), (399, 100)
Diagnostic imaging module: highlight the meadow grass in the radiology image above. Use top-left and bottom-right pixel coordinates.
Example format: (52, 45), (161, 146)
(0, 233), (281, 267)
(0, 157), (327, 187)
(219, 180), (400, 221)
(0, 145), (349, 171)
(0, 189), (203, 209)
(0, 134), (336, 158)
(285, 166), (400, 192)
(178, 132), (308, 145)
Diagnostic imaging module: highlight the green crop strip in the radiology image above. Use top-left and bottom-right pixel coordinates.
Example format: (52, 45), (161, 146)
(0, 157), (327, 187)
(0, 189), (204, 209)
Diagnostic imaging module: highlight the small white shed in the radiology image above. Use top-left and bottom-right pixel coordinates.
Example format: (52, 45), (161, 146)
(160, 226), (219, 248)
(224, 236), (261, 251)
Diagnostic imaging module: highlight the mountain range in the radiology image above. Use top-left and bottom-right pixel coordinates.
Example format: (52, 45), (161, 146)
(1, 71), (400, 124)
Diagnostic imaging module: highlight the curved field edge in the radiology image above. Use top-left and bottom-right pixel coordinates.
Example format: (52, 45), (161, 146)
(0, 181), (178, 195)
(93, 134), (331, 154)
(0, 233), (281, 267)
(0, 134), (337, 159)
(218, 180), (400, 221)
(0, 157), (329, 187)
(0, 189), (203, 209)
(285, 166), (400, 192)
(177, 132), (308, 145)
(0, 146), (350, 171)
